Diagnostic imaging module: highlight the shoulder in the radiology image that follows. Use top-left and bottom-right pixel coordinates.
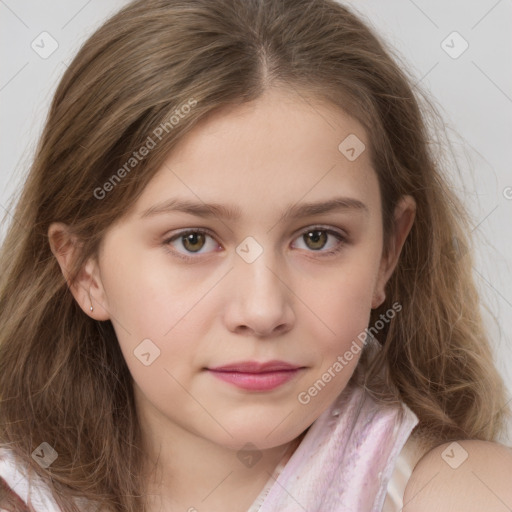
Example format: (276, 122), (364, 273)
(403, 439), (512, 512)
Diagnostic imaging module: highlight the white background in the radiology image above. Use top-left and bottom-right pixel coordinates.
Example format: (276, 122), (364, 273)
(1, 0), (511, 438)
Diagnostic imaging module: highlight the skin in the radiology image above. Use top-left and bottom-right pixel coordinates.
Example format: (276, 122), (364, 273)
(404, 439), (512, 512)
(49, 87), (416, 511)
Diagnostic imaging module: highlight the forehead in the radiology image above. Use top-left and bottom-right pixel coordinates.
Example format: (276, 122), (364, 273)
(131, 87), (380, 222)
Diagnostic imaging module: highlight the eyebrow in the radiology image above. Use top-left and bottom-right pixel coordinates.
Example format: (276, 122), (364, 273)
(139, 196), (369, 221)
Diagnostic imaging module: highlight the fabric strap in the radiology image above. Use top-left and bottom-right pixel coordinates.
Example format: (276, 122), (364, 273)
(256, 383), (419, 512)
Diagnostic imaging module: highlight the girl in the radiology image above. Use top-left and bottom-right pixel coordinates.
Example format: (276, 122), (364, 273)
(0, 0), (511, 511)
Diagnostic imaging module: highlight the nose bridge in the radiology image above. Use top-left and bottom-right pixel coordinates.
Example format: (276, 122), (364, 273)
(235, 234), (278, 284)
(239, 248), (278, 295)
(227, 236), (294, 336)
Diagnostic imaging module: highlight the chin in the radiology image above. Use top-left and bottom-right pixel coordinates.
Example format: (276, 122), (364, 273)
(207, 419), (306, 452)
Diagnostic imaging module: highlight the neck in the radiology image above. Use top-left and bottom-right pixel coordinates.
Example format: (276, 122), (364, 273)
(138, 401), (308, 512)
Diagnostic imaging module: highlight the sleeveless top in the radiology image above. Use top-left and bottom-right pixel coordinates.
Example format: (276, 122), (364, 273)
(0, 382), (424, 512)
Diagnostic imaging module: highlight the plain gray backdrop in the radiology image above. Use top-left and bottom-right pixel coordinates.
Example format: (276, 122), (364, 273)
(1, 0), (511, 439)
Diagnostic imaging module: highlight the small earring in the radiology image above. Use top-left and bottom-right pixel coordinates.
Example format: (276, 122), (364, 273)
(89, 291), (94, 312)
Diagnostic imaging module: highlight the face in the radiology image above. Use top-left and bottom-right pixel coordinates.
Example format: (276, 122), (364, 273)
(53, 87), (414, 453)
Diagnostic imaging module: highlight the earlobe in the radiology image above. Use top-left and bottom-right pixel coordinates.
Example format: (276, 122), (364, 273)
(372, 195), (416, 309)
(79, 259), (111, 321)
(371, 290), (386, 309)
(48, 222), (110, 321)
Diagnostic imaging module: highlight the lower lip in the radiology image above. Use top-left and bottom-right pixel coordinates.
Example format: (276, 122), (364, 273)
(207, 369), (302, 391)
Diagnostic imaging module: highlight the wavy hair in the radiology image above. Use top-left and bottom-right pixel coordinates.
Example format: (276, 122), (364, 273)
(0, 0), (508, 510)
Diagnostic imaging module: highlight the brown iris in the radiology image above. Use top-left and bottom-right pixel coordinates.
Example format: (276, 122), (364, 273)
(182, 232), (206, 253)
(304, 230), (327, 250)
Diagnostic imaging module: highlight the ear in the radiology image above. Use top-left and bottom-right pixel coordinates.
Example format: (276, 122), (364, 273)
(48, 222), (111, 320)
(372, 195), (416, 309)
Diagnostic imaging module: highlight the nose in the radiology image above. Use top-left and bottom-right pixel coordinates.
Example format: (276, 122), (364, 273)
(223, 248), (295, 338)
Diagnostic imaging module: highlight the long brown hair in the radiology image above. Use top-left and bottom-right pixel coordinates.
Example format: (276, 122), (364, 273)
(0, 0), (508, 510)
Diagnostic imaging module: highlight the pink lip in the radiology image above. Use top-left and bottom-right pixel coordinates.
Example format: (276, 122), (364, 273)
(209, 360), (301, 373)
(207, 360), (304, 391)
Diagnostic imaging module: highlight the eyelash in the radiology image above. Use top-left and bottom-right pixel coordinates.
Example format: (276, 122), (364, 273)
(162, 226), (347, 262)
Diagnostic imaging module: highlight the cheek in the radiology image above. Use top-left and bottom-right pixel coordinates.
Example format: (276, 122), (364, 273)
(101, 248), (210, 381)
(312, 256), (379, 334)
(294, 263), (376, 410)
(301, 250), (380, 389)
(100, 246), (188, 334)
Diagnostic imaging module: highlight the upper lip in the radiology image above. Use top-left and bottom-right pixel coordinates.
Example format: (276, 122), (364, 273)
(208, 360), (302, 373)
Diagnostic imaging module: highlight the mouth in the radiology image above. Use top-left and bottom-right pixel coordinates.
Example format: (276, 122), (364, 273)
(206, 360), (306, 391)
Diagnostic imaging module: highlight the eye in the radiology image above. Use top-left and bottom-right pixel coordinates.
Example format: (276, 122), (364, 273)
(163, 228), (219, 259)
(292, 226), (346, 256)
(163, 226), (347, 261)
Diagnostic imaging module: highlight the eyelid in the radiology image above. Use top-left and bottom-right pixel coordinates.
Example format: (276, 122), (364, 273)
(290, 224), (346, 239)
